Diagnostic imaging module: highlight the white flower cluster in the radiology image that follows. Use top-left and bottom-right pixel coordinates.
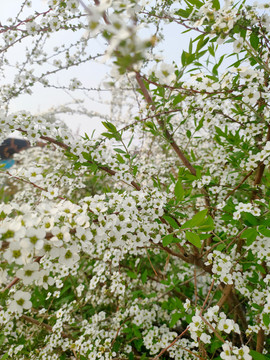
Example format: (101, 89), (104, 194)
(205, 250), (234, 284)
(189, 306), (240, 344)
(241, 141), (270, 171)
(233, 202), (261, 220)
(220, 341), (252, 360)
(193, 175), (211, 189)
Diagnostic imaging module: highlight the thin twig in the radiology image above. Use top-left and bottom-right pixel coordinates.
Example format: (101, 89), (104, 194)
(151, 326), (190, 360)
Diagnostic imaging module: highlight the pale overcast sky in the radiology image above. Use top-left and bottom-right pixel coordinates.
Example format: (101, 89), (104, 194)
(0, 1), (204, 137)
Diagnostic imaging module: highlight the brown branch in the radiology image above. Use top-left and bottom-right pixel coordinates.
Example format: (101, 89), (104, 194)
(21, 314), (73, 339)
(200, 279), (215, 315)
(253, 124), (270, 189)
(5, 171), (66, 200)
(217, 284), (233, 308)
(200, 315), (225, 343)
(135, 72), (197, 176)
(224, 169), (255, 201)
(159, 244), (212, 275)
(256, 328), (265, 353)
(15, 128), (141, 191)
(151, 326), (190, 360)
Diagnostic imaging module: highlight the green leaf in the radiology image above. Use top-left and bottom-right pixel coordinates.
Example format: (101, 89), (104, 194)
(0, 354), (9, 360)
(186, 231), (202, 248)
(199, 216), (215, 231)
(0, 335), (5, 347)
(172, 93), (185, 106)
(242, 212), (258, 226)
(187, 0), (203, 8)
(240, 228), (257, 245)
(256, 264), (266, 274)
(181, 50), (187, 66)
(195, 117), (204, 132)
(127, 134), (134, 147)
(141, 269), (147, 284)
(250, 350), (268, 360)
(208, 44), (215, 57)
(128, 352), (135, 360)
(196, 35), (209, 52)
(212, 0), (220, 10)
(186, 129), (192, 139)
(258, 225), (270, 237)
(102, 121), (117, 133)
(180, 209), (208, 229)
(175, 180), (184, 202)
(170, 312), (182, 327)
(116, 154), (125, 164)
(162, 234), (174, 246)
(250, 32), (259, 50)
(163, 215), (180, 229)
(114, 148), (126, 154)
(263, 313), (270, 327)
(101, 132), (115, 139)
(251, 303), (263, 310)
(127, 271), (137, 279)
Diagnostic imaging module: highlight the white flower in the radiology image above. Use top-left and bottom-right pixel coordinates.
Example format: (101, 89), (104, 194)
(3, 241), (29, 265)
(69, 78), (82, 91)
(156, 63), (176, 86)
(21, 227), (46, 251)
(9, 291), (32, 314)
(183, 299), (191, 311)
(217, 318), (234, 334)
(233, 38), (244, 53)
(36, 269), (55, 290)
(220, 342), (236, 360)
(200, 333), (211, 344)
(242, 88), (260, 105)
(24, 166), (43, 182)
(46, 186), (59, 199)
(58, 245), (80, 267)
(16, 262), (40, 285)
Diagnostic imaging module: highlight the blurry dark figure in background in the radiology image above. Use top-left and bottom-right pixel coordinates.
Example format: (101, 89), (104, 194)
(0, 138), (46, 169)
(0, 138), (30, 160)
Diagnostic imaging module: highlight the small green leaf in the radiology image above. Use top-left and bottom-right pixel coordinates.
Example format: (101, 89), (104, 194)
(240, 228), (257, 246)
(250, 32), (259, 50)
(162, 234), (174, 246)
(263, 313), (270, 327)
(163, 215), (180, 229)
(101, 132), (115, 139)
(114, 148), (126, 154)
(141, 269), (147, 284)
(199, 216), (215, 231)
(181, 50), (187, 66)
(212, 0), (220, 10)
(116, 154), (125, 164)
(258, 225), (270, 237)
(0, 354), (8, 360)
(175, 180), (184, 202)
(242, 212), (258, 226)
(180, 209), (208, 229)
(127, 271), (137, 279)
(102, 121), (117, 133)
(170, 313), (182, 327)
(127, 134), (134, 147)
(186, 130), (191, 138)
(186, 231), (202, 248)
(208, 44), (215, 57)
(250, 350), (268, 360)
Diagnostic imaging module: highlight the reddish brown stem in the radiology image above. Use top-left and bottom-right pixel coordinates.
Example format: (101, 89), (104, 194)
(135, 73), (197, 176)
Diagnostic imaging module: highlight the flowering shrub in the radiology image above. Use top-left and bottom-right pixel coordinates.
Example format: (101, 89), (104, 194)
(1, 0), (270, 359)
